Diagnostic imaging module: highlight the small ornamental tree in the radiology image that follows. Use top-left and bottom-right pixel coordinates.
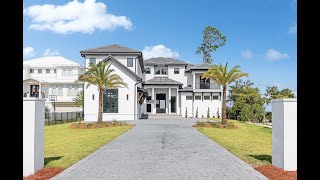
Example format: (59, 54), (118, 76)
(185, 107), (188, 118)
(207, 107), (210, 118)
(217, 108), (220, 118)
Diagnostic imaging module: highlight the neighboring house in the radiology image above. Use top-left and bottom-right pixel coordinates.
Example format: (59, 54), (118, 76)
(81, 44), (222, 121)
(23, 56), (84, 112)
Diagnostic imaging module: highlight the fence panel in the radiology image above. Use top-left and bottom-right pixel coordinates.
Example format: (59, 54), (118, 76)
(45, 111), (84, 126)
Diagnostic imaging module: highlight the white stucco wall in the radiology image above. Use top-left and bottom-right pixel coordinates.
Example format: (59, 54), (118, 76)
(167, 65), (188, 87)
(271, 98), (297, 171)
(84, 56), (140, 121)
(23, 98), (45, 176)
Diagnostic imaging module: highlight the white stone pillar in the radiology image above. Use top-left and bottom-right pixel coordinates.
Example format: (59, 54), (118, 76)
(168, 88), (171, 114)
(193, 73), (196, 89)
(152, 88), (156, 114)
(23, 98), (46, 176)
(177, 88), (180, 114)
(271, 98), (297, 171)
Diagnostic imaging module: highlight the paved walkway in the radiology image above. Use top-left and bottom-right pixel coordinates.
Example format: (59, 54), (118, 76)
(52, 117), (267, 180)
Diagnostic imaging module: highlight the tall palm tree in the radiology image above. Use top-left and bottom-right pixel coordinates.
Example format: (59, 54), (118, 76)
(202, 62), (248, 124)
(78, 61), (127, 123)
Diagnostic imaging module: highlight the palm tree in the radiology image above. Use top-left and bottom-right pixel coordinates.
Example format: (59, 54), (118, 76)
(78, 61), (127, 123)
(202, 62), (248, 125)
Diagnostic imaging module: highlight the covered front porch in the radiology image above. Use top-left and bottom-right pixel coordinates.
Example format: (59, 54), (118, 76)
(23, 78), (49, 99)
(143, 86), (180, 114)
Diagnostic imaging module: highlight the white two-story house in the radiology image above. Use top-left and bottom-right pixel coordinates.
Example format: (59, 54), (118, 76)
(81, 44), (223, 121)
(23, 56), (84, 112)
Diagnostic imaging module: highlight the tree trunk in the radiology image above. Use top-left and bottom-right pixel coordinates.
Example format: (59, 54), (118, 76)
(97, 88), (103, 123)
(221, 86), (227, 125)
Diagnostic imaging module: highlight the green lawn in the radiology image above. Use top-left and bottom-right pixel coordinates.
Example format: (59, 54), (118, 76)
(196, 118), (271, 166)
(44, 123), (134, 168)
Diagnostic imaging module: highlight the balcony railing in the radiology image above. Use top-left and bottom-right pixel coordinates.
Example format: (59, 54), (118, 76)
(195, 83), (220, 89)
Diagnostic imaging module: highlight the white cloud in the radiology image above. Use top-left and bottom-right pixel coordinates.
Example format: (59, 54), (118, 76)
(241, 49), (253, 59)
(265, 49), (289, 61)
(23, 0), (132, 34)
(23, 46), (35, 58)
(43, 48), (60, 56)
(289, 23), (297, 34)
(142, 45), (180, 59)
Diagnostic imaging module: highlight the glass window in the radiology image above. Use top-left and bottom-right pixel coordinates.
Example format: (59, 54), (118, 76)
(186, 96), (193, 100)
(51, 85), (57, 95)
(58, 85), (63, 96)
(147, 96), (152, 100)
(89, 58), (96, 65)
(146, 68), (151, 74)
(30, 69), (34, 73)
(46, 69), (50, 73)
(68, 67), (73, 76)
(212, 95), (219, 100)
(103, 89), (118, 113)
(204, 96), (210, 100)
(195, 96), (201, 100)
(174, 68), (179, 74)
(54, 69), (57, 73)
(127, 58), (133, 67)
(38, 69), (42, 73)
(62, 67), (73, 76)
(155, 67), (168, 75)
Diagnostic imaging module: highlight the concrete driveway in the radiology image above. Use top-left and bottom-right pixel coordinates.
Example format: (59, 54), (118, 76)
(52, 117), (267, 180)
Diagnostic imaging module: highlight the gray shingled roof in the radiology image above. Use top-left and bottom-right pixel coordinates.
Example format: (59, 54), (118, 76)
(179, 86), (193, 92)
(80, 44), (141, 54)
(144, 57), (192, 66)
(187, 63), (213, 70)
(144, 77), (183, 85)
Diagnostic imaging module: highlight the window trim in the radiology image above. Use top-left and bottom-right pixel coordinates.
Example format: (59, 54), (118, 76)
(154, 66), (168, 75)
(145, 68), (151, 74)
(103, 89), (118, 113)
(186, 96), (193, 100)
(174, 68), (179, 74)
(127, 58), (133, 67)
(194, 95), (202, 100)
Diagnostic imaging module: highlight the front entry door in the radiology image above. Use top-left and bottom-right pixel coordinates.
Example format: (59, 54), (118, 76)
(156, 94), (166, 113)
(171, 96), (176, 113)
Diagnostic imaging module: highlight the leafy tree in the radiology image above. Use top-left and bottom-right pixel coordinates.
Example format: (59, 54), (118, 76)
(264, 86), (295, 104)
(196, 26), (226, 64)
(78, 61), (127, 123)
(73, 90), (84, 108)
(228, 79), (265, 122)
(202, 63), (248, 124)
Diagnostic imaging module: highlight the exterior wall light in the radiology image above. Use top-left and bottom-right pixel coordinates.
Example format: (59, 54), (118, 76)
(92, 94), (94, 100)
(127, 94), (129, 100)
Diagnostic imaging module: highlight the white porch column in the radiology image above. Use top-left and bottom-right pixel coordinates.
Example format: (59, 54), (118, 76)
(152, 88), (156, 114)
(177, 88), (180, 114)
(168, 88), (171, 114)
(193, 73), (196, 89)
(38, 83), (42, 98)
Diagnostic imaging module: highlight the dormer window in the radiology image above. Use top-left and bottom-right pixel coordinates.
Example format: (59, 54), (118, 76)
(127, 58), (133, 67)
(146, 68), (151, 74)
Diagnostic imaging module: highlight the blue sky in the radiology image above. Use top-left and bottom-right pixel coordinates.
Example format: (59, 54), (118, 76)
(23, 0), (297, 96)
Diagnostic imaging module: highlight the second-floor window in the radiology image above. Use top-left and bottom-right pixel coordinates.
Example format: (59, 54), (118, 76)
(68, 84), (79, 96)
(146, 68), (151, 74)
(62, 67), (73, 76)
(51, 85), (63, 96)
(38, 69), (42, 73)
(30, 69), (34, 74)
(155, 66), (167, 75)
(54, 69), (57, 73)
(89, 58), (96, 65)
(46, 69), (50, 73)
(174, 68), (179, 74)
(127, 58), (133, 67)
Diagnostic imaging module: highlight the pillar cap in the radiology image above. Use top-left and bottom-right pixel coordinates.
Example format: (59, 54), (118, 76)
(271, 98), (297, 103)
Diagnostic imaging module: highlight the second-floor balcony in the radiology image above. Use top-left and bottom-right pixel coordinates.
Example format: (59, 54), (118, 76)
(195, 83), (220, 89)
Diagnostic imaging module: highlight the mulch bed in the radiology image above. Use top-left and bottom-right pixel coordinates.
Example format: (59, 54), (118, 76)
(255, 165), (297, 180)
(192, 121), (237, 129)
(69, 122), (133, 129)
(23, 167), (64, 180)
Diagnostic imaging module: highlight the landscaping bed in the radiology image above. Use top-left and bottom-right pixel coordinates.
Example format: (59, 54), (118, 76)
(255, 165), (297, 180)
(192, 120), (237, 129)
(23, 168), (64, 180)
(69, 121), (132, 129)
